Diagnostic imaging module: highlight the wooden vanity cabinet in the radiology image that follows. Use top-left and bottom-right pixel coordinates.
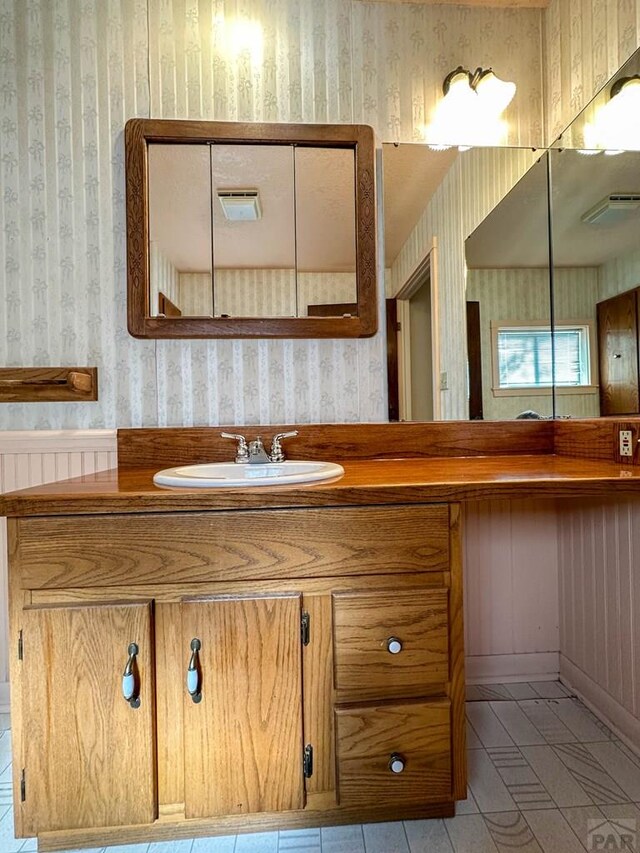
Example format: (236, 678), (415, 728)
(8, 502), (465, 849)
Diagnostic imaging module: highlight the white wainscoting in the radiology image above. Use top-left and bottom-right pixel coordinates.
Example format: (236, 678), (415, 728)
(0, 430), (118, 712)
(463, 499), (561, 684)
(558, 497), (640, 750)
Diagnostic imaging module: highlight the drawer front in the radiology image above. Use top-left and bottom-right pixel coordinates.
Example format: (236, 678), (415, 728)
(333, 589), (449, 698)
(335, 700), (452, 806)
(16, 505), (450, 589)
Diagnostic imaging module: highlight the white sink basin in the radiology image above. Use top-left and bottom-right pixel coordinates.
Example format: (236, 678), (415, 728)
(153, 460), (345, 489)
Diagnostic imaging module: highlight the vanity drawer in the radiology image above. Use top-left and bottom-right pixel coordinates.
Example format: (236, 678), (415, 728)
(335, 700), (452, 806)
(15, 505), (450, 589)
(332, 589), (449, 698)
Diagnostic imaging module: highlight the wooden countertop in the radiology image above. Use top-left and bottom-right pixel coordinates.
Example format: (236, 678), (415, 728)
(3, 454), (640, 517)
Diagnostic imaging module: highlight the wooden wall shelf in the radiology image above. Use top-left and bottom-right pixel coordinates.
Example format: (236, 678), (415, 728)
(0, 368), (98, 403)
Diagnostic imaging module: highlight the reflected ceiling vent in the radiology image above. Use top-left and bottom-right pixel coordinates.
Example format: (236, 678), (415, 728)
(217, 189), (262, 221)
(581, 193), (640, 225)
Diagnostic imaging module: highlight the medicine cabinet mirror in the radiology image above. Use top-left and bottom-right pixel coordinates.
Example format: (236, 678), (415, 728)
(125, 120), (377, 339)
(549, 47), (640, 418)
(382, 143), (551, 421)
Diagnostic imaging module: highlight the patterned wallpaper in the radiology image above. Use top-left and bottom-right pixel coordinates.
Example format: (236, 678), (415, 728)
(0, 0), (546, 429)
(544, 0), (640, 143)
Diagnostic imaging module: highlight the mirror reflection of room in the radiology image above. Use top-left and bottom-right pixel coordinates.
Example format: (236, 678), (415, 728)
(383, 143), (547, 422)
(147, 142), (357, 320)
(550, 48), (640, 418)
(465, 154), (552, 421)
(550, 148), (640, 417)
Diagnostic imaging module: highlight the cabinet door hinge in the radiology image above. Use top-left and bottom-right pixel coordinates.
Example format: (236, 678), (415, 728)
(303, 744), (313, 778)
(301, 611), (310, 646)
(20, 769), (25, 802)
(17, 630), (23, 662)
(397, 321), (402, 332)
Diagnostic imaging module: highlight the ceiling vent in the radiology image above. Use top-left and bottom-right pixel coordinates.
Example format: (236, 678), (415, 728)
(581, 193), (640, 225)
(217, 189), (262, 221)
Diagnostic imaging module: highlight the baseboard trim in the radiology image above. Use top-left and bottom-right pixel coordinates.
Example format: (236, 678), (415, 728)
(466, 652), (560, 684)
(560, 655), (640, 754)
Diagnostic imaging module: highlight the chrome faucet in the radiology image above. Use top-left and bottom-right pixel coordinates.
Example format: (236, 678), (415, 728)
(221, 430), (299, 464)
(248, 436), (270, 464)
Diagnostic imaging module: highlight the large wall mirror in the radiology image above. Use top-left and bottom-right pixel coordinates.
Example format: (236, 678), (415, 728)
(125, 120), (376, 339)
(550, 48), (640, 418)
(382, 143), (551, 421)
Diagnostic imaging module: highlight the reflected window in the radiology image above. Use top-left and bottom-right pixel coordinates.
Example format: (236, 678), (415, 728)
(492, 323), (593, 390)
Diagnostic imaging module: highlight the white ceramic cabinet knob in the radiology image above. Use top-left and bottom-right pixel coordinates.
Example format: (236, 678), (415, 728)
(386, 636), (403, 654)
(388, 753), (405, 773)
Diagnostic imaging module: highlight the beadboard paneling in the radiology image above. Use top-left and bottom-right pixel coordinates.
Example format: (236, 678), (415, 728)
(0, 430), (118, 711)
(558, 498), (640, 732)
(463, 499), (560, 676)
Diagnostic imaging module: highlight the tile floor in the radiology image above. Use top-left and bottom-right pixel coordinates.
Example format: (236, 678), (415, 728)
(2, 682), (640, 852)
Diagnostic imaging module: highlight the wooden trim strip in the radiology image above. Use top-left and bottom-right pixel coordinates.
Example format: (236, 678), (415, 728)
(117, 421), (554, 468)
(0, 369), (97, 403)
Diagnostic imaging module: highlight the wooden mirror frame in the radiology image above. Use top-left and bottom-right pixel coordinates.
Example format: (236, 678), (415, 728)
(125, 119), (377, 339)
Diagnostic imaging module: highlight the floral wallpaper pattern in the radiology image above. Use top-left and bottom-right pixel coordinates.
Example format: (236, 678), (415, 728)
(544, 0), (640, 142)
(3, 0), (624, 430)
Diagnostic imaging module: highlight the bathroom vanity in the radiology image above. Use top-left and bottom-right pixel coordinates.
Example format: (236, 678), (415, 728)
(3, 421), (640, 852)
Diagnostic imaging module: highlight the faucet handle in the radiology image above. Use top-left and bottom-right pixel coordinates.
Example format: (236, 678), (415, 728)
(269, 430), (299, 463)
(220, 432), (249, 463)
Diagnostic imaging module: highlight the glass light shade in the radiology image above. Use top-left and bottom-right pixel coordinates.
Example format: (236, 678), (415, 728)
(424, 67), (515, 149)
(474, 70), (516, 116)
(424, 71), (477, 148)
(583, 77), (640, 152)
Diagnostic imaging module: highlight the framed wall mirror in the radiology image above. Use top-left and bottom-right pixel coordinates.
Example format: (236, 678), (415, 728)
(550, 48), (640, 419)
(125, 120), (377, 339)
(382, 143), (551, 421)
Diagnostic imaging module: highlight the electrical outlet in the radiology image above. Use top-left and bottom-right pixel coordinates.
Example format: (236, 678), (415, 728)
(619, 429), (634, 457)
(440, 371), (448, 391)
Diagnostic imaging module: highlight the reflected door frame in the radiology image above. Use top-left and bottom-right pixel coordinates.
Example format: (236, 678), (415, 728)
(395, 239), (441, 421)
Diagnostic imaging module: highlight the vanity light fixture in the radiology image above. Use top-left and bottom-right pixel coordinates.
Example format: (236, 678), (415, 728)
(580, 75), (640, 155)
(217, 189), (262, 221)
(425, 66), (516, 151)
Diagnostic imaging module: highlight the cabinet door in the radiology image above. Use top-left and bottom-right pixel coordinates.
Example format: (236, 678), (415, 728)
(21, 601), (156, 834)
(182, 594), (304, 818)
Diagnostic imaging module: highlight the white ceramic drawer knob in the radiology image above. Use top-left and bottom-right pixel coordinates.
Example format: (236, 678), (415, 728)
(388, 753), (405, 773)
(386, 636), (403, 654)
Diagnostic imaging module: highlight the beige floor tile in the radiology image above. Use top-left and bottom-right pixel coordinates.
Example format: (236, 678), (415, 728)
(403, 819), (453, 853)
(547, 700), (613, 743)
(468, 749), (518, 813)
(586, 742), (640, 801)
(489, 702), (546, 746)
(518, 701), (577, 745)
(483, 811), (543, 852)
(523, 808), (587, 852)
(444, 814), (499, 852)
(466, 704), (514, 749)
(520, 746), (593, 808)
(362, 821), (409, 853)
